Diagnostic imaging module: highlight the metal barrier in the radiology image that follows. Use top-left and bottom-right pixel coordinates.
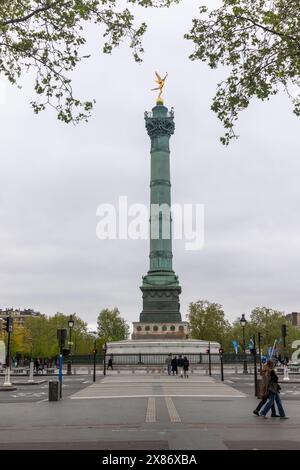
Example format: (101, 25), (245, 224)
(59, 352), (256, 366)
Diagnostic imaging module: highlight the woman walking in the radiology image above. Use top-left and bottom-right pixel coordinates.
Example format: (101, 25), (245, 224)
(253, 360), (278, 417)
(260, 367), (288, 419)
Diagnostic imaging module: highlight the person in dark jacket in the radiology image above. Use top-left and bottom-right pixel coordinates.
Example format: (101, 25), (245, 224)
(183, 356), (189, 378)
(34, 358), (40, 375)
(171, 356), (178, 375)
(260, 368), (288, 419)
(253, 360), (278, 417)
(107, 356), (113, 370)
(177, 355), (184, 378)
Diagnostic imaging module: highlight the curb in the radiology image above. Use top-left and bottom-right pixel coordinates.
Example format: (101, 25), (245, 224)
(12, 380), (47, 386)
(0, 386), (18, 391)
(279, 381), (300, 384)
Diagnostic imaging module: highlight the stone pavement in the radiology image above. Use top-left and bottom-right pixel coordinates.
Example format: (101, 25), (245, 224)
(70, 375), (246, 400)
(0, 373), (300, 450)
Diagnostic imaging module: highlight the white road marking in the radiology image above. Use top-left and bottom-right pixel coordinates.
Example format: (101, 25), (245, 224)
(145, 397), (156, 423)
(71, 394), (245, 400)
(165, 397), (181, 423)
(9, 392), (47, 398)
(36, 398), (48, 404)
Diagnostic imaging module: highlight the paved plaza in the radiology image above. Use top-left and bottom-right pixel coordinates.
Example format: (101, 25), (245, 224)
(1, 372), (300, 449)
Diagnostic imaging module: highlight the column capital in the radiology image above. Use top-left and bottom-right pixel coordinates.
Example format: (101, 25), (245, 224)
(144, 106), (175, 138)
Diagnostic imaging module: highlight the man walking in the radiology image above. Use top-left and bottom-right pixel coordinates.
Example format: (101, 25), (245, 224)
(107, 355), (113, 370)
(171, 356), (178, 376)
(165, 354), (172, 375)
(183, 356), (189, 378)
(177, 355), (184, 378)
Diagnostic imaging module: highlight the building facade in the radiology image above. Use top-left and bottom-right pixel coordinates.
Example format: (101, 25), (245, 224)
(286, 312), (300, 330)
(0, 308), (42, 329)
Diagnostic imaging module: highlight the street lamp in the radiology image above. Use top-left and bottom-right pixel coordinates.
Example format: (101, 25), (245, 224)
(103, 342), (107, 376)
(258, 332), (263, 375)
(89, 331), (98, 383)
(67, 314), (75, 376)
(240, 313), (248, 374)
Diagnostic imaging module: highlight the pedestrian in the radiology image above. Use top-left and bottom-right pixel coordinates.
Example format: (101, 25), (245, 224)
(34, 358), (40, 375)
(183, 356), (189, 378)
(165, 354), (172, 375)
(177, 354), (184, 378)
(38, 358), (44, 375)
(260, 367), (289, 419)
(171, 356), (178, 376)
(253, 360), (278, 417)
(107, 355), (113, 370)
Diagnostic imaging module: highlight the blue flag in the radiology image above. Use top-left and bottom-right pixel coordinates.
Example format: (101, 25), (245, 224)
(232, 340), (238, 354)
(267, 347), (273, 358)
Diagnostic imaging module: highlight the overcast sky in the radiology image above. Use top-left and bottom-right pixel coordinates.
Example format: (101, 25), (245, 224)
(0, 1), (299, 328)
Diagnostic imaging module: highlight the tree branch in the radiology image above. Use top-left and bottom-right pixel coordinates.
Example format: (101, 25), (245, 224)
(235, 15), (299, 45)
(1, 2), (71, 27)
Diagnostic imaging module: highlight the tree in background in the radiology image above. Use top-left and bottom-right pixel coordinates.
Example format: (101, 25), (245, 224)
(1, 309), (129, 358)
(187, 300), (232, 349)
(97, 307), (129, 343)
(24, 315), (53, 357)
(22, 312), (94, 357)
(250, 306), (300, 357)
(230, 307), (300, 356)
(185, 0), (300, 144)
(10, 324), (32, 357)
(0, 0), (179, 123)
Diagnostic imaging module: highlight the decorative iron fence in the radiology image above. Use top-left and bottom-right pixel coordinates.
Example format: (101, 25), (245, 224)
(62, 352), (256, 366)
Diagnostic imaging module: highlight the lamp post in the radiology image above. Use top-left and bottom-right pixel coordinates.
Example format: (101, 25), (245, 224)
(206, 342), (212, 376)
(27, 332), (34, 383)
(240, 313), (248, 374)
(3, 311), (13, 387)
(67, 314), (75, 376)
(57, 328), (67, 398)
(103, 342), (107, 376)
(219, 346), (224, 381)
(250, 335), (258, 396)
(258, 332), (262, 375)
(89, 331), (98, 383)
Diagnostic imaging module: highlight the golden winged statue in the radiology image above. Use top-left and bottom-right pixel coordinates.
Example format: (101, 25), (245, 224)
(151, 71), (168, 105)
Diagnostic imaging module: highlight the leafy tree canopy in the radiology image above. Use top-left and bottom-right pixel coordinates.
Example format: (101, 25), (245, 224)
(186, 0), (300, 144)
(0, 312), (95, 357)
(187, 299), (232, 348)
(0, 0), (179, 122)
(231, 306), (300, 355)
(97, 307), (129, 342)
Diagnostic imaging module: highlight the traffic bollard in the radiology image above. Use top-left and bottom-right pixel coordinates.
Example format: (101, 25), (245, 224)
(28, 361), (34, 383)
(283, 364), (290, 381)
